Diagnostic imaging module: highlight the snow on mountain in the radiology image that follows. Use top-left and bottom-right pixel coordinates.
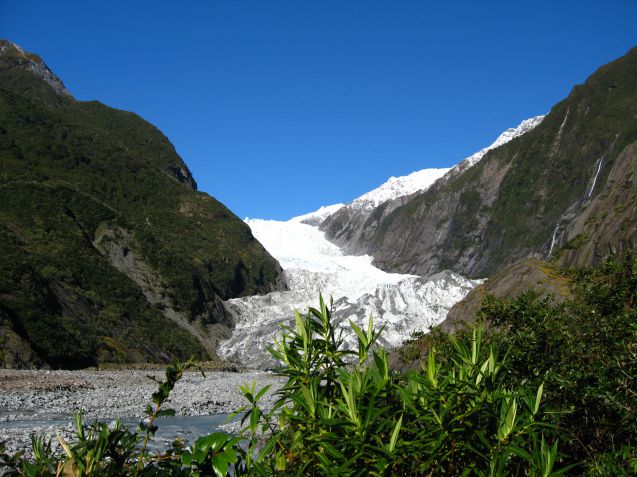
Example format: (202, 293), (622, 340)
(219, 117), (546, 368)
(296, 115), (545, 227)
(347, 168), (450, 212)
(219, 218), (481, 368)
(457, 115), (545, 170)
(289, 203), (345, 226)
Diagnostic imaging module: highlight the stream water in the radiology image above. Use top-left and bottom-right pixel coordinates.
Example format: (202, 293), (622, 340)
(0, 413), (233, 450)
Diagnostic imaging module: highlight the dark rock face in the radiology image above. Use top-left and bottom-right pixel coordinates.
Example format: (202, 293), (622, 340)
(320, 200), (392, 254)
(0, 41), (286, 368)
(320, 196), (413, 255)
(556, 140), (637, 269)
(322, 46), (637, 280)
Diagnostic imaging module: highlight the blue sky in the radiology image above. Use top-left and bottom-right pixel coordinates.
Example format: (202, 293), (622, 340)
(2, 1), (637, 220)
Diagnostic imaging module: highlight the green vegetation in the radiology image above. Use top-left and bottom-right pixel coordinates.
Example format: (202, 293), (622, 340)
(366, 46), (637, 278)
(0, 298), (568, 475)
(477, 46), (637, 274)
(400, 253), (637, 475)
(2, 254), (635, 474)
(478, 254), (637, 475)
(0, 41), (283, 368)
(240, 298), (564, 476)
(1, 40), (635, 475)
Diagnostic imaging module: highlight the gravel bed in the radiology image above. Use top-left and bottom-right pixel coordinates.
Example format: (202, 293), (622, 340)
(0, 369), (283, 457)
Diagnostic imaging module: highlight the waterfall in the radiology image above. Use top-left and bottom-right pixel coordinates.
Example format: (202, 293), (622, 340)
(547, 225), (560, 260)
(558, 109), (569, 137)
(545, 154), (602, 260)
(588, 156), (604, 198)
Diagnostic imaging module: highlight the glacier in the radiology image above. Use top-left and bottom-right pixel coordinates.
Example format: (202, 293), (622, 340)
(300, 116), (546, 227)
(219, 116), (546, 369)
(219, 219), (482, 369)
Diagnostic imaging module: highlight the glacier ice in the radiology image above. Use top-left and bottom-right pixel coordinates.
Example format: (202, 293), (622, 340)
(218, 116), (547, 369)
(219, 219), (482, 369)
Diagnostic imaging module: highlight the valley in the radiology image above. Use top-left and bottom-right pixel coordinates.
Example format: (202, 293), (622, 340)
(0, 33), (636, 475)
(219, 217), (481, 368)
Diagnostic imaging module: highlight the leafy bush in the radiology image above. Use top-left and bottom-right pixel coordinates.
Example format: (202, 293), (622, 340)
(1, 297), (568, 476)
(9, 249), (634, 475)
(475, 253), (637, 475)
(235, 297), (566, 476)
(0, 55), (284, 367)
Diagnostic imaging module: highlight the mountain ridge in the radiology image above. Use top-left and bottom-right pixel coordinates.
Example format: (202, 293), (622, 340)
(320, 46), (637, 279)
(0, 40), (286, 368)
(318, 115), (545, 256)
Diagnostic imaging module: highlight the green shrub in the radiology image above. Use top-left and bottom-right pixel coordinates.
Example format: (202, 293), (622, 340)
(476, 253), (637, 475)
(237, 296), (566, 476)
(2, 297), (569, 476)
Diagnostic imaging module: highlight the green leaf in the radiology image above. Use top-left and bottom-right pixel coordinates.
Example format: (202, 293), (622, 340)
(254, 384), (272, 403)
(427, 348), (438, 386)
(388, 414), (403, 453)
(181, 450), (193, 466)
(350, 320), (368, 348)
(367, 313), (374, 345)
(195, 432), (232, 452)
(300, 384), (315, 416)
(212, 458), (229, 477)
(534, 382), (544, 415)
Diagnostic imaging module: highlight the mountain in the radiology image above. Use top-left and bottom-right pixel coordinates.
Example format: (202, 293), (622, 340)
(217, 107), (551, 370)
(0, 40), (285, 369)
(322, 46), (637, 278)
(320, 116), (544, 255)
(286, 204), (345, 226)
(291, 168), (450, 229)
(218, 218), (480, 369)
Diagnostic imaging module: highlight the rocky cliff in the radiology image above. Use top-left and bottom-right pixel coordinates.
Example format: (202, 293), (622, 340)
(323, 47), (637, 280)
(0, 40), (285, 369)
(320, 116), (544, 255)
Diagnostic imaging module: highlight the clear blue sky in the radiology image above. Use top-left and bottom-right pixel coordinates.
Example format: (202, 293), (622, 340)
(2, 1), (636, 220)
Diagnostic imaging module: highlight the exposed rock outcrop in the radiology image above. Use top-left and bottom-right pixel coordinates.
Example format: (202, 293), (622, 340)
(321, 47), (637, 280)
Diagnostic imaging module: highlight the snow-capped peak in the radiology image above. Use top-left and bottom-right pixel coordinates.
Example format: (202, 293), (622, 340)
(348, 167), (451, 212)
(289, 203), (345, 225)
(344, 115), (545, 213)
(290, 115), (545, 224)
(461, 115), (545, 169)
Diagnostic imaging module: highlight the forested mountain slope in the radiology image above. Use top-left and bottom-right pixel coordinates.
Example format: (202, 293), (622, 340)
(0, 40), (285, 368)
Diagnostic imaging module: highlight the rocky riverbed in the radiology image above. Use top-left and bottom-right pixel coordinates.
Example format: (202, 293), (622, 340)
(0, 369), (283, 457)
